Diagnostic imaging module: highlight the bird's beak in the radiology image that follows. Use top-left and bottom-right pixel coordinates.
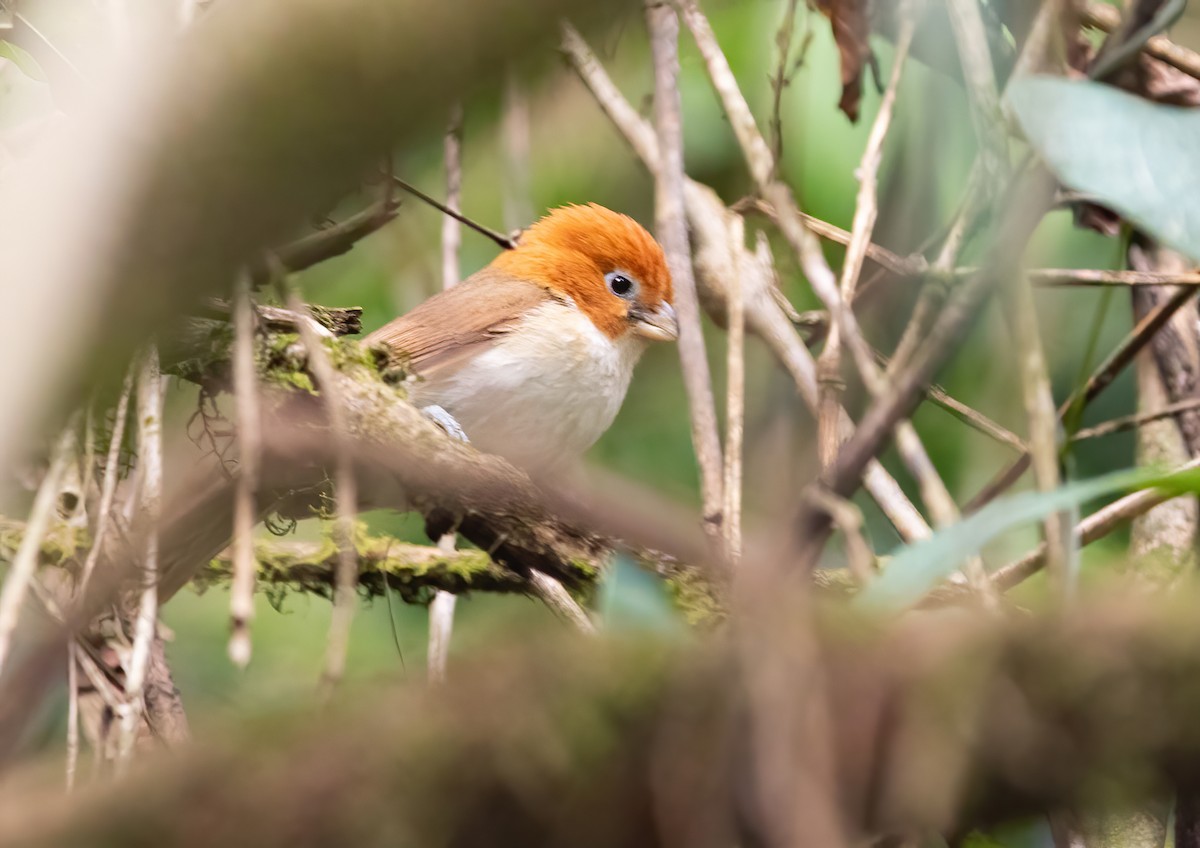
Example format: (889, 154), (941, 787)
(631, 302), (679, 342)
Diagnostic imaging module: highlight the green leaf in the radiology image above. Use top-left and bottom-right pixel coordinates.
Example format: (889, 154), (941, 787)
(1008, 76), (1200, 262)
(0, 41), (47, 82)
(855, 467), (1160, 614)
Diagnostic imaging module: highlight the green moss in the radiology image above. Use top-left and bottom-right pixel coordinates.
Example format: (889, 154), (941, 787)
(661, 563), (724, 627)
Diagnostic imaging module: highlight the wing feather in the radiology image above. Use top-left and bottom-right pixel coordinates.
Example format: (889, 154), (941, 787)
(363, 268), (551, 381)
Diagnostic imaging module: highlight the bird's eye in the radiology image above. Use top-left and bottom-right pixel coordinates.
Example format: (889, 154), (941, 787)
(605, 271), (637, 299)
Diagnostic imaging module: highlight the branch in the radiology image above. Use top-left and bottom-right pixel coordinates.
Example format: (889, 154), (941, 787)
(647, 2), (725, 540)
(18, 596), (1200, 844)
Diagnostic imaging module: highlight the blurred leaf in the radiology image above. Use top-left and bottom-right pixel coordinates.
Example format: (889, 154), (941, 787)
(598, 554), (682, 634)
(1009, 77), (1200, 261)
(0, 41), (46, 81)
(856, 467), (1155, 614)
(812, 0), (870, 121)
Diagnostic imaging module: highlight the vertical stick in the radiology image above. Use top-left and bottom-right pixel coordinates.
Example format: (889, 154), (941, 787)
(647, 0), (725, 541)
(230, 270), (260, 667)
(79, 367), (134, 594)
(0, 420), (77, 675)
(116, 345), (163, 771)
(65, 642), (80, 791)
(501, 72), (534, 233)
(429, 104), (464, 684)
(723, 222), (747, 563)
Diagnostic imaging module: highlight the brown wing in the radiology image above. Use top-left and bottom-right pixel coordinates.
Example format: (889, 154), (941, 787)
(363, 268), (550, 380)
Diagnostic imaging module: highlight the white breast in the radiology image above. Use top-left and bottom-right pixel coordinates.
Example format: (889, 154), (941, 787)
(408, 300), (646, 472)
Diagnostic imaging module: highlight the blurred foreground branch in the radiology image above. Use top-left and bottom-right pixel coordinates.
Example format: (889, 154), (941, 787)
(8, 594), (1200, 845)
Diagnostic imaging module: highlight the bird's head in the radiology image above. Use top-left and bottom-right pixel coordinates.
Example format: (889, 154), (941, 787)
(489, 203), (678, 343)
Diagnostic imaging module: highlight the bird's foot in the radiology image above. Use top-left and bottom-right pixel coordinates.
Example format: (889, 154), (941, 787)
(421, 404), (470, 444)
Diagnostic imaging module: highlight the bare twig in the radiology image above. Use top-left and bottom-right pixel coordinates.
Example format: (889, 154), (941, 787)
(229, 272), (260, 668)
(441, 104), (464, 288)
(945, 0), (1007, 183)
(1071, 398), (1200, 443)
(427, 105), (466, 685)
(561, 21), (932, 543)
(1011, 261), (1075, 600)
(768, 0), (801, 176)
(528, 570), (596, 634)
(79, 367), (134, 594)
(817, 14), (914, 469)
(65, 642), (80, 791)
(985, 457), (1200, 592)
(947, 0), (1069, 599)
(723, 220), (746, 563)
(285, 286), (360, 696)
(501, 72), (534, 233)
(676, 1), (967, 565)
(1025, 269), (1200, 287)
(647, 1), (725, 540)
(199, 298), (363, 336)
(1083, 1), (1200, 80)
(967, 286), (1197, 512)
(248, 197), (401, 286)
(0, 420), (77, 676)
(390, 176), (516, 251)
(116, 346), (164, 771)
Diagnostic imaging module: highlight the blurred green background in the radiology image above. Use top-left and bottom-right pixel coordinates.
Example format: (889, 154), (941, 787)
(8, 0), (1200, 735)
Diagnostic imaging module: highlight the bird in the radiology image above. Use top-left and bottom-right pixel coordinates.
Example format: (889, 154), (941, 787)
(364, 203), (677, 472)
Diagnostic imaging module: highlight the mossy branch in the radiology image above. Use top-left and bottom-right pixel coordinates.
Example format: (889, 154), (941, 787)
(196, 530), (590, 606)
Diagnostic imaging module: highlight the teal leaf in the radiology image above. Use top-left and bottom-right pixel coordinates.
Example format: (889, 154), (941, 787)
(598, 554), (682, 633)
(1008, 76), (1200, 262)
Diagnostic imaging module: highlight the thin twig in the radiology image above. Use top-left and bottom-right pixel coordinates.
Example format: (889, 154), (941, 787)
(561, 20), (932, 544)
(229, 271), (260, 668)
(768, 0), (800, 177)
(966, 286), (1197, 512)
(944, 0), (1007, 185)
(116, 345), (164, 771)
(0, 419), (77, 676)
(947, 0), (1068, 599)
(285, 284), (360, 696)
(985, 457), (1200, 593)
(442, 104), (464, 288)
(79, 367), (134, 594)
(647, 1), (725, 540)
(1071, 397), (1200, 443)
(816, 15), (914, 468)
(66, 642), (79, 791)
(1083, 0), (1200, 80)
(723, 217), (746, 563)
(676, 1), (965, 560)
(390, 176), (516, 251)
(250, 197), (400, 285)
(501, 72), (534, 233)
(428, 106), (465, 685)
(528, 570), (596, 634)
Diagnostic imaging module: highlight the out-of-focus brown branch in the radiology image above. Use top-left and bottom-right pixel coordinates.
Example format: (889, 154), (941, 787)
(246, 198), (401, 287)
(0, 0), (616, 478)
(199, 299), (363, 337)
(14, 596), (1200, 845)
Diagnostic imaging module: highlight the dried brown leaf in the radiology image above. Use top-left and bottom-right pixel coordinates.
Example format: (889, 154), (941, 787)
(813, 0), (872, 121)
